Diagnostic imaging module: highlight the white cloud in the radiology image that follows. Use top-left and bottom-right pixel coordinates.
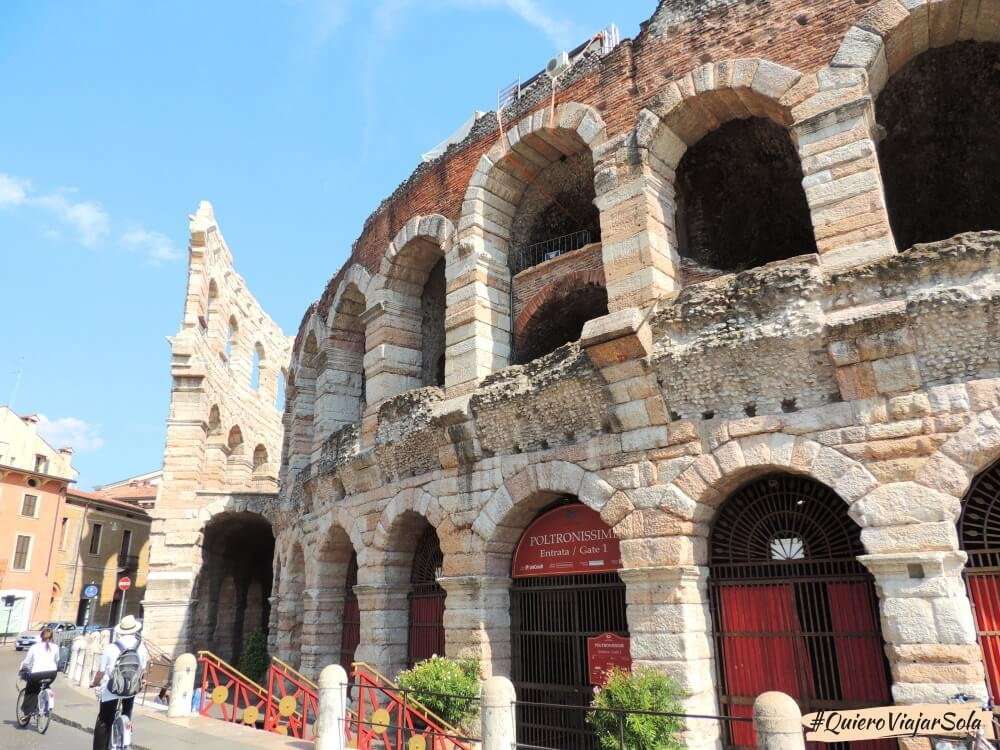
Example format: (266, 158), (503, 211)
(455, 0), (573, 48)
(34, 192), (110, 247)
(121, 228), (183, 264)
(0, 173), (29, 207)
(36, 414), (105, 453)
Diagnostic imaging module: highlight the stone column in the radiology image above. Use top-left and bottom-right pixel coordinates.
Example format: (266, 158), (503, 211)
(753, 692), (805, 750)
(439, 575), (512, 678)
(302, 587), (347, 679)
(861, 551), (987, 704)
(167, 653), (197, 718)
(619, 565), (720, 750)
(353, 583), (411, 680)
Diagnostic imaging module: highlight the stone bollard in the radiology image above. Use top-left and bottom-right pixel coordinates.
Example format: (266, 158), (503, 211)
(69, 637), (86, 681)
(481, 675), (517, 750)
(753, 692), (805, 750)
(168, 653), (198, 718)
(315, 664), (348, 750)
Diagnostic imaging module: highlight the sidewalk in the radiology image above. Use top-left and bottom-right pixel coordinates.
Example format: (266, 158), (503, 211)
(54, 677), (310, 750)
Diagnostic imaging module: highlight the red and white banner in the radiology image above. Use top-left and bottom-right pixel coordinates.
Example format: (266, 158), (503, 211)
(512, 504), (621, 578)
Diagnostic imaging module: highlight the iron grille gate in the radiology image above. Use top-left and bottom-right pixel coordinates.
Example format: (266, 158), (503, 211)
(960, 458), (1000, 701)
(511, 572), (627, 749)
(340, 552), (360, 671)
(709, 474), (893, 750)
(408, 527), (445, 667)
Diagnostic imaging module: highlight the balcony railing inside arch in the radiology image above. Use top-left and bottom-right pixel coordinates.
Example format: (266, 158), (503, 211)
(510, 229), (592, 276)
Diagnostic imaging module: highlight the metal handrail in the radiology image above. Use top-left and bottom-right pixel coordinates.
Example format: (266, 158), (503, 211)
(510, 229), (592, 275)
(270, 655), (318, 691)
(196, 650), (270, 702)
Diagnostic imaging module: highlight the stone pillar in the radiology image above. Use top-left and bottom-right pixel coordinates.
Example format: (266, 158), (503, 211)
(353, 583), (411, 680)
(168, 653), (198, 718)
(316, 664), (349, 750)
(753, 692), (805, 750)
(593, 127), (682, 312)
(481, 675), (517, 750)
(439, 576), (511, 678)
(69, 637), (86, 683)
(861, 551), (987, 704)
(792, 80), (896, 267)
(619, 565), (720, 750)
(301, 587), (346, 679)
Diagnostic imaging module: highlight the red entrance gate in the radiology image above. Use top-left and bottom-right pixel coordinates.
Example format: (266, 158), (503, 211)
(341, 552), (360, 672)
(408, 527), (445, 667)
(960, 459), (1000, 701)
(709, 474), (892, 750)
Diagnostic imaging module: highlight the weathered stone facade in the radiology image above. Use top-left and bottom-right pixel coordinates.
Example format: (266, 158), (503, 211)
(155, 0), (1000, 746)
(144, 201), (291, 661)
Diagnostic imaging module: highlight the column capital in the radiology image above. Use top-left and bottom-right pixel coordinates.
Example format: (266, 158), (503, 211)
(617, 565), (707, 585)
(437, 575), (511, 594)
(858, 550), (967, 577)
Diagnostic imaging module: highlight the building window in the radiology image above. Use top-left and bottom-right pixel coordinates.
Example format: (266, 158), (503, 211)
(59, 517), (70, 550)
(120, 529), (132, 557)
(20, 494), (39, 518)
(12, 535), (31, 571)
(89, 523), (103, 555)
(34, 455), (49, 474)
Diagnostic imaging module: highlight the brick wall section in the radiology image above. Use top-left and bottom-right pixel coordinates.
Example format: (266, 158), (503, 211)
(512, 242), (606, 325)
(307, 0), (876, 332)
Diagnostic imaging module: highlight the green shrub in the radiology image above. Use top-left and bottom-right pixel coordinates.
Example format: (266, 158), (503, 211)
(588, 668), (685, 750)
(395, 656), (481, 734)
(237, 630), (270, 685)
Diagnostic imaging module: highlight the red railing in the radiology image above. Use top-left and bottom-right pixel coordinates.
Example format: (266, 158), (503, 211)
(264, 657), (318, 739)
(349, 662), (474, 750)
(196, 651), (270, 729)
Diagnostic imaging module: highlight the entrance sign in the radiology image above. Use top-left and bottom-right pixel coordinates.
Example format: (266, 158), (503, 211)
(118, 577), (132, 591)
(83, 584), (100, 599)
(587, 633), (631, 685)
(512, 504), (621, 578)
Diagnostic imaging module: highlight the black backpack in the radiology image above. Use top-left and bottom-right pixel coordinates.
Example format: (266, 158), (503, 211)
(107, 639), (143, 697)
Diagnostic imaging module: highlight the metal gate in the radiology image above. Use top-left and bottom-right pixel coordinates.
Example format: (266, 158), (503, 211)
(511, 572), (627, 749)
(408, 527), (445, 667)
(709, 474), (892, 750)
(341, 552), (360, 672)
(960, 459), (1000, 701)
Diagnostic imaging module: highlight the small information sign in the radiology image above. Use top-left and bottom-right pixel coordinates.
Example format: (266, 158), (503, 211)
(587, 632), (631, 686)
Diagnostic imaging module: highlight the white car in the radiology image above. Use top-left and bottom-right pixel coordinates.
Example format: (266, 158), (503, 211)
(14, 621), (77, 651)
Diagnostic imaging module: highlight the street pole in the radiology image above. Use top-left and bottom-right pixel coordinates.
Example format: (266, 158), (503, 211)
(3, 607), (11, 645)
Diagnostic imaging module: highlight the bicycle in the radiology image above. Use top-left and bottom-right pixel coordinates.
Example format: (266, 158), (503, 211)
(98, 695), (134, 750)
(15, 671), (54, 734)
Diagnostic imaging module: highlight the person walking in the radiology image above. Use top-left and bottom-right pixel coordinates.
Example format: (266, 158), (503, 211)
(90, 615), (149, 749)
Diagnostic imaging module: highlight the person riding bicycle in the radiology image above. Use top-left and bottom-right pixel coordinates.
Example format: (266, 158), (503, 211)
(18, 626), (59, 718)
(90, 615), (149, 750)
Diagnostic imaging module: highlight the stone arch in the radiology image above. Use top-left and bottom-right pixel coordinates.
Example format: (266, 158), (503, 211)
(916, 407), (1000, 501)
(286, 320), (324, 482)
(635, 60), (816, 283)
(455, 103), (606, 387)
(365, 215), (454, 404)
(513, 267), (608, 363)
(473, 460), (616, 574)
(301, 519), (359, 676)
(251, 341), (265, 391)
(205, 278), (220, 335)
(320, 269), (370, 432)
(226, 425), (244, 455)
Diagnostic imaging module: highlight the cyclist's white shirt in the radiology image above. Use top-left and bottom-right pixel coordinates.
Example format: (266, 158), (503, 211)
(20, 642), (59, 674)
(98, 635), (149, 703)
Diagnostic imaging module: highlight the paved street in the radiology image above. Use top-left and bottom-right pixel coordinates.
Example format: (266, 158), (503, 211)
(0, 647), (93, 748)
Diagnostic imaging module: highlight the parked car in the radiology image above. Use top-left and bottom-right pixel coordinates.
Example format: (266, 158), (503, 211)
(15, 621), (77, 650)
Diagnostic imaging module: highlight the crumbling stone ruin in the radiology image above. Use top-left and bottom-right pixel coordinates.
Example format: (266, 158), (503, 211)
(146, 1), (1000, 746)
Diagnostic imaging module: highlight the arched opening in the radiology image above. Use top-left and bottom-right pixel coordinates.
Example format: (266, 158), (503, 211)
(408, 525), (445, 666)
(421, 258), (446, 387)
(515, 281), (608, 364)
(192, 512), (275, 662)
(227, 426), (244, 455)
(252, 444), (268, 476)
(959, 457), (1000, 701)
(307, 525), (356, 673)
(225, 316), (239, 363)
(328, 283), (367, 422)
(709, 474), (891, 748)
(204, 279), (219, 333)
(251, 343), (265, 391)
(208, 405), (221, 436)
(341, 552), (360, 672)
(675, 117), (816, 279)
(510, 501), (627, 750)
(276, 369), (287, 411)
(876, 42), (1000, 249)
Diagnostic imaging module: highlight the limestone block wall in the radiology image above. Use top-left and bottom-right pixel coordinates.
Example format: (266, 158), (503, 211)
(144, 202), (291, 654)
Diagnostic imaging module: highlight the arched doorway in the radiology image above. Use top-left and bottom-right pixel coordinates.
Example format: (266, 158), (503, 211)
(340, 551), (360, 672)
(709, 474), (891, 749)
(408, 527), (445, 667)
(510, 501), (627, 750)
(959, 458), (1000, 701)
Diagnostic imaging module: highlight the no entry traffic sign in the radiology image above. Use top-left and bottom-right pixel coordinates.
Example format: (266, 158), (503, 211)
(118, 577), (132, 592)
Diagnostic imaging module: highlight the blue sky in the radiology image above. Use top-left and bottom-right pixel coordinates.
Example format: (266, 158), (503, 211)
(0, 1), (652, 489)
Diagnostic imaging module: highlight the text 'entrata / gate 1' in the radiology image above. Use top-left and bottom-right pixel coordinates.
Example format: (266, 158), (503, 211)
(511, 504), (623, 577)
